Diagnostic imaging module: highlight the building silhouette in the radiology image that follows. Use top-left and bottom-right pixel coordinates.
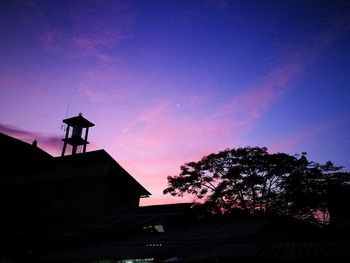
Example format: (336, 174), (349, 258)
(0, 114), (150, 225)
(1, 114), (350, 262)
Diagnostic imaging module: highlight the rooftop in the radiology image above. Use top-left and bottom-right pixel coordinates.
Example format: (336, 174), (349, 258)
(62, 113), (95, 127)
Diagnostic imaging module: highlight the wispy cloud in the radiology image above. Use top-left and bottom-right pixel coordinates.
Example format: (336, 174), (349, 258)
(218, 14), (350, 129)
(116, 17), (350, 202)
(268, 120), (347, 153)
(0, 75), (22, 92)
(77, 68), (136, 102)
(116, 98), (244, 187)
(120, 102), (231, 154)
(19, 0), (134, 63)
(79, 85), (115, 103)
(7, 0), (136, 105)
(0, 124), (62, 156)
(217, 59), (304, 127)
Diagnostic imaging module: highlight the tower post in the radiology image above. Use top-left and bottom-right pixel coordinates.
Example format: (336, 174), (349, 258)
(83, 127), (89, 153)
(61, 125), (70, 157)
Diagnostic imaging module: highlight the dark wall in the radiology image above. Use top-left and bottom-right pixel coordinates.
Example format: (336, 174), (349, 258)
(41, 178), (141, 220)
(329, 185), (350, 227)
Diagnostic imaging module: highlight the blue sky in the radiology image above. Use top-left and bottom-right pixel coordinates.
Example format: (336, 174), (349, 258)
(1, 0), (349, 205)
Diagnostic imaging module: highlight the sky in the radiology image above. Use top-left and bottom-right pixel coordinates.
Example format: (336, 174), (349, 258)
(1, 0), (350, 206)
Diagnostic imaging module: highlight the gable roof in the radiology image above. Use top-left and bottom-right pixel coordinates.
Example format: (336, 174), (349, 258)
(0, 132), (53, 173)
(55, 150), (151, 197)
(0, 132), (150, 197)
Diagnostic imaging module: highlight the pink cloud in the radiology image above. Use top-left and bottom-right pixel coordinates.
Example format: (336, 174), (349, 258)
(41, 29), (72, 54)
(0, 124), (62, 156)
(115, 48), (326, 188)
(37, 0), (133, 64)
(0, 76), (21, 90)
(113, 100), (244, 202)
(218, 16), (350, 129)
(114, 19), (350, 205)
(268, 120), (345, 154)
(0, 123), (100, 157)
(11, 0), (134, 67)
(218, 60), (304, 127)
(119, 102), (232, 157)
(77, 69), (134, 102)
(41, 29), (116, 63)
(79, 85), (118, 103)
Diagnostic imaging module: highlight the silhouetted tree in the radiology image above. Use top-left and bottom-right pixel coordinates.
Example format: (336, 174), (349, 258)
(282, 157), (350, 223)
(163, 147), (350, 224)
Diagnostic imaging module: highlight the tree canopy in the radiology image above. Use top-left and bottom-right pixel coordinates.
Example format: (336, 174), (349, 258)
(163, 147), (350, 224)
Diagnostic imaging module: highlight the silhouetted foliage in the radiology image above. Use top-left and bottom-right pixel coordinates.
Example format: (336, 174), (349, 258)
(163, 147), (350, 224)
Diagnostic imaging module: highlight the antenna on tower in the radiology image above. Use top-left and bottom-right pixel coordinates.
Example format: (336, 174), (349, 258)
(65, 103), (70, 118)
(60, 103), (70, 131)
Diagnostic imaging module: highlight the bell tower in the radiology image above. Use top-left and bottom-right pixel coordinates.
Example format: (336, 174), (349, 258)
(61, 113), (95, 156)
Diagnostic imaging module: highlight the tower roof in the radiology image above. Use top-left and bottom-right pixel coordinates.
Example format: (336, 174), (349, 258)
(63, 113), (95, 127)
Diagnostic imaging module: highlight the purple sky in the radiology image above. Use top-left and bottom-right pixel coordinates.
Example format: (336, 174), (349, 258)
(1, 0), (350, 205)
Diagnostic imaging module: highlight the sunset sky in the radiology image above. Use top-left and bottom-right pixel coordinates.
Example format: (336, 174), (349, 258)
(1, 0), (349, 206)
